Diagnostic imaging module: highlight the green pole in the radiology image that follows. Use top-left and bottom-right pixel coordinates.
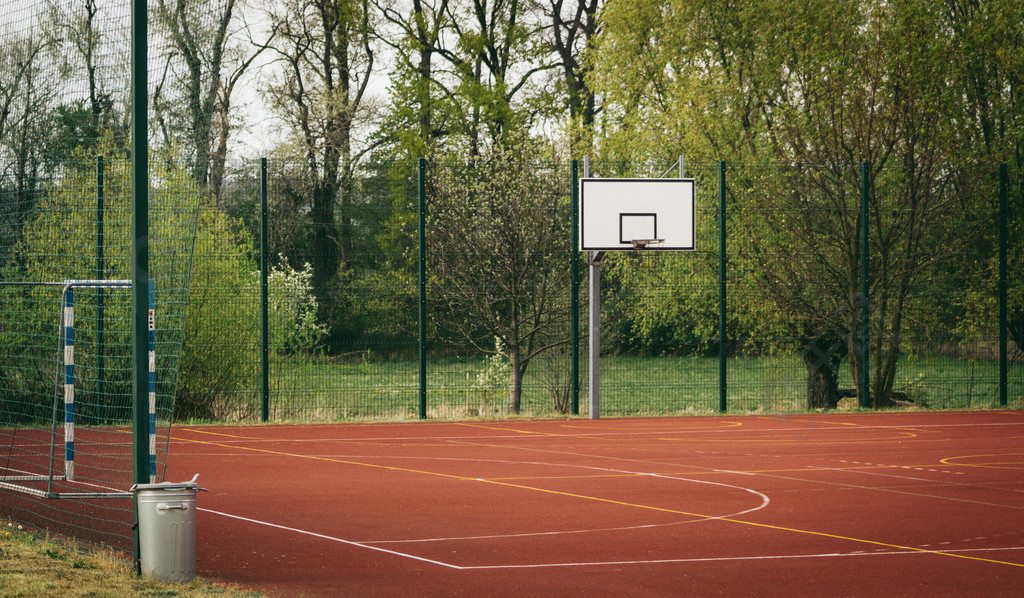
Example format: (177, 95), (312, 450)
(260, 158), (270, 422)
(130, 0), (149, 574)
(860, 162), (871, 408)
(418, 158), (427, 419)
(718, 161), (727, 413)
(96, 155), (105, 425)
(570, 160), (580, 415)
(998, 164), (1008, 407)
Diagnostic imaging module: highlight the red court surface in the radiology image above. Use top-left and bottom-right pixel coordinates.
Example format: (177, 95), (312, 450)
(168, 411), (1024, 597)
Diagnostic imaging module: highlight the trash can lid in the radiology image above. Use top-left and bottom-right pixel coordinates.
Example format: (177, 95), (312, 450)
(131, 474), (202, 493)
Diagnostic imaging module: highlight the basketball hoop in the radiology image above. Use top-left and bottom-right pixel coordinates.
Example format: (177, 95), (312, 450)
(630, 239), (665, 250)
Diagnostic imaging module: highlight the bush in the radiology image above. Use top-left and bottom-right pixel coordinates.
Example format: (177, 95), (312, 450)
(175, 206), (260, 420)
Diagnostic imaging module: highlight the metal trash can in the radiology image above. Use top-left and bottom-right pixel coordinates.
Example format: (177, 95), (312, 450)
(133, 474), (202, 582)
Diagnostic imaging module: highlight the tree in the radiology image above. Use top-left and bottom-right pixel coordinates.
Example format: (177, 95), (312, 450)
(543, 0), (599, 156)
(0, 143), (199, 419)
(263, 0), (378, 339)
(153, 0), (274, 194)
(43, 0), (115, 145)
(427, 152), (571, 412)
(373, 0), (451, 157)
(374, 0), (555, 157)
(0, 30), (54, 264)
(592, 0), (1020, 408)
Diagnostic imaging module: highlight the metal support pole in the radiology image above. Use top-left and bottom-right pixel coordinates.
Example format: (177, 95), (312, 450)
(998, 164), (1008, 407)
(584, 157), (602, 419)
(589, 253), (601, 419)
(418, 158), (428, 419)
(260, 159), (270, 422)
(570, 160), (580, 415)
(860, 162), (871, 409)
(130, 0), (149, 574)
(718, 161), (727, 413)
(96, 156), (105, 424)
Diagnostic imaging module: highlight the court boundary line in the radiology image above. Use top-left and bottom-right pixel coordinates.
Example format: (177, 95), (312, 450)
(171, 417), (1024, 446)
(181, 433), (1024, 570)
(200, 506), (1024, 571)
(176, 414), (1024, 575)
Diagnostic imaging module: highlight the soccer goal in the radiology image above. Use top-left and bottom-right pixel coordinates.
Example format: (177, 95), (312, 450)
(0, 280), (155, 499)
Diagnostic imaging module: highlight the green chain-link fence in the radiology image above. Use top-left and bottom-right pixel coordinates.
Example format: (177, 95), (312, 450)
(2, 0), (204, 554)
(182, 158), (1021, 421)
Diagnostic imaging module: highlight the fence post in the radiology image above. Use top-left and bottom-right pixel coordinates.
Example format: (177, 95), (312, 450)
(570, 160), (580, 415)
(860, 162), (871, 408)
(96, 156), (105, 424)
(998, 163), (1008, 407)
(418, 158), (428, 419)
(130, 0), (150, 574)
(260, 158), (270, 422)
(718, 161), (727, 413)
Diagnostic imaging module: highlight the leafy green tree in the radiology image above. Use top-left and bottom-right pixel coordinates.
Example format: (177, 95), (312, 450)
(427, 150), (571, 413)
(592, 0), (1022, 407)
(262, 0), (379, 345)
(374, 0), (556, 157)
(0, 142), (199, 419)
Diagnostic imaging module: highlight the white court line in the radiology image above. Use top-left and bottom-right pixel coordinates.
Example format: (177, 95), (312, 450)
(457, 545), (1024, 570)
(366, 469), (769, 544)
(197, 460), (770, 552)
(810, 465), (1024, 495)
(198, 506), (1024, 571)
(198, 508), (462, 569)
(360, 460), (769, 544)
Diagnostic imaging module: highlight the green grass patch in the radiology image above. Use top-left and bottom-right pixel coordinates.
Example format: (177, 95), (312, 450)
(237, 353), (1024, 421)
(0, 519), (264, 598)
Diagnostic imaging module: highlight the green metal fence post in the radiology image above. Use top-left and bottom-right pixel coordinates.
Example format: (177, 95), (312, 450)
(96, 155), (105, 424)
(860, 162), (871, 409)
(998, 163), (1008, 407)
(418, 158), (428, 419)
(570, 160), (580, 415)
(718, 161), (727, 413)
(260, 158), (270, 422)
(130, 0), (149, 574)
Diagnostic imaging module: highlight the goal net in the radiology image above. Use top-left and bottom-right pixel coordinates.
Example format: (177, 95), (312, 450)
(0, 280), (156, 500)
(1, 0), (202, 551)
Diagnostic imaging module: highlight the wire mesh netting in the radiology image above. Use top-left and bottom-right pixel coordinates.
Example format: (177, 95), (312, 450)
(189, 158), (1021, 421)
(1, 0), (202, 552)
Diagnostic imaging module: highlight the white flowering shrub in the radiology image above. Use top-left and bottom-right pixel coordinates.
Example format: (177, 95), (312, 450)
(473, 337), (510, 405)
(267, 257), (327, 354)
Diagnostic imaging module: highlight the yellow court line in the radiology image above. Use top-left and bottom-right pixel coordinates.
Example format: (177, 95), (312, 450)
(447, 439), (1024, 511)
(174, 434), (1024, 569)
(175, 428), (264, 440)
(486, 463), (966, 482)
(779, 417), (940, 435)
(941, 453), (1024, 470)
(453, 422), (615, 441)
(558, 421), (745, 431)
(454, 423), (554, 435)
(657, 431), (918, 444)
(485, 479), (1024, 569)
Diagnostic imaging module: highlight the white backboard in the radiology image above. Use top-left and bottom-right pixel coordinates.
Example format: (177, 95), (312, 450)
(579, 178), (695, 251)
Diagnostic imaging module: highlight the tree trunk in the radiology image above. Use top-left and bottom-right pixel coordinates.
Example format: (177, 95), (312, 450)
(801, 329), (846, 410)
(508, 350), (524, 414)
(310, 182), (339, 318)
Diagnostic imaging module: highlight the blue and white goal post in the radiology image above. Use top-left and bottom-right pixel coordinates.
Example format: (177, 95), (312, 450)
(61, 279), (157, 485)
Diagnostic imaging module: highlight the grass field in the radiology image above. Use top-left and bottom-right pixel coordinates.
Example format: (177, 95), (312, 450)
(247, 353), (1024, 421)
(0, 519), (262, 597)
